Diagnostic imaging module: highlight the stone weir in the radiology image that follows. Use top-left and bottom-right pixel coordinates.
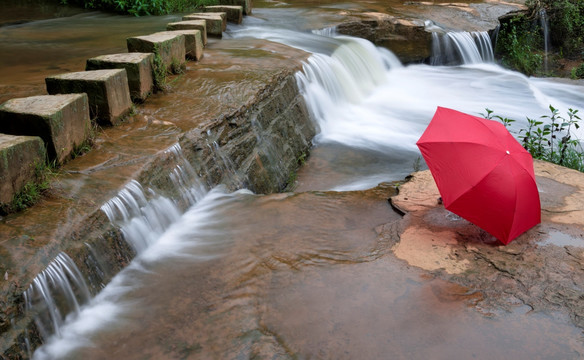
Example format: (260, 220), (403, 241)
(0, 38), (313, 357)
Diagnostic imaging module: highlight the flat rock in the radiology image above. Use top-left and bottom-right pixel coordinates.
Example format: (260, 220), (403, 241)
(45, 69), (131, 126)
(86, 53), (155, 102)
(0, 94), (90, 162)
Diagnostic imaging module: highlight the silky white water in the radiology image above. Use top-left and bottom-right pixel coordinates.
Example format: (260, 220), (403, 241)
(30, 7), (584, 359)
(230, 9), (584, 190)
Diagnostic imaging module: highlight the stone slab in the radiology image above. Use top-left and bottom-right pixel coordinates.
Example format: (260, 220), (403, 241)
(45, 69), (131, 127)
(127, 33), (186, 73)
(0, 94), (90, 163)
(0, 134), (46, 205)
(166, 20), (208, 46)
(182, 13), (225, 37)
(86, 53), (154, 102)
(155, 30), (203, 61)
(218, 0), (252, 15)
(204, 5), (243, 24)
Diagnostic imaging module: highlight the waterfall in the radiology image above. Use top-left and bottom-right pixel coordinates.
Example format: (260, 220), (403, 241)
(23, 253), (91, 343)
(430, 31), (494, 65)
(24, 143), (210, 349)
(100, 144), (207, 254)
(539, 8), (551, 72)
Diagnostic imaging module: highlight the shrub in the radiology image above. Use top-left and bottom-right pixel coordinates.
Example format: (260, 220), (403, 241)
(495, 15), (543, 76)
(60, 0), (217, 16)
(571, 63), (584, 79)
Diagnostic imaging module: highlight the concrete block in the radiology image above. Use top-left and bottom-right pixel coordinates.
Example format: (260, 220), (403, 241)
(167, 20), (207, 46)
(204, 5), (243, 24)
(0, 94), (90, 163)
(0, 134), (46, 205)
(218, 0), (251, 15)
(127, 33), (186, 73)
(86, 53), (154, 102)
(182, 13), (226, 37)
(46, 69), (131, 127)
(156, 30), (203, 61)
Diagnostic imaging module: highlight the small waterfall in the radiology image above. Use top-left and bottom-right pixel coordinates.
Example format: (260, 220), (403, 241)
(539, 8), (550, 72)
(207, 138), (246, 189)
(100, 180), (182, 254)
(167, 143), (207, 207)
(24, 143), (211, 352)
(23, 253), (91, 342)
(312, 26), (338, 37)
(430, 31), (494, 65)
(100, 143), (207, 254)
(295, 36), (401, 109)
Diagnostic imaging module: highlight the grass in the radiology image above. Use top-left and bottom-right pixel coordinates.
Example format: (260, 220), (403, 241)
(0, 161), (59, 215)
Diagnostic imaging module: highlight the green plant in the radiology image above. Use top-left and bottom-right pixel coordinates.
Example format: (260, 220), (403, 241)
(152, 45), (168, 92)
(481, 108), (516, 128)
(495, 15), (543, 75)
(59, 0), (217, 16)
(526, 0), (584, 57)
(571, 63), (584, 79)
(0, 161), (59, 215)
(482, 106), (583, 172)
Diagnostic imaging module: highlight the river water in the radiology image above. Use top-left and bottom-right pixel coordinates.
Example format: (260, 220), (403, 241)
(2, 1), (584, 359)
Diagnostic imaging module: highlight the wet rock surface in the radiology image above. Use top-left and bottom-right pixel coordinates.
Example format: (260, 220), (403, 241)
(389, 160), (584, 331)
(0, 39), (312, 357)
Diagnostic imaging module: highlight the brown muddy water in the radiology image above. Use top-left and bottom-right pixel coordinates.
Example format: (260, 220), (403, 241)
(33, 186), (583, 359)
(2, 0), (584, 359)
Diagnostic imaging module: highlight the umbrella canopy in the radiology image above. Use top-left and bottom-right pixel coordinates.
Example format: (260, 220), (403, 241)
(416, 107), (541, 244)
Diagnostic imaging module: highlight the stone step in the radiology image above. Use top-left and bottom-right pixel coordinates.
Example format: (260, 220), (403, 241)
(0, 94), (90, 163)
(127, 32), (186, 73)
(0, 134), (47, 207)
(204, 5), (243, 24)
(45, 69), (132, 127)
(182, 13), (226, 38)
(156, 30), (203, 61)
(166, 20), (208, 46)
(86, 53), (155, 103)
(218, 0), (252, 15)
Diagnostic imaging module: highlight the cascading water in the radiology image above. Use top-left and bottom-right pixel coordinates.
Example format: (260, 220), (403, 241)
(539, 8), (551, 72)
(24, 7), (584, 359)
(100, 144), (206, 254)
(430, 31), (494, 65)
(23, 253), (91, 350)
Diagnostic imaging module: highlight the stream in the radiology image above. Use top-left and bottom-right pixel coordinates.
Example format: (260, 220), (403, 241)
(1, 1), (584, 359)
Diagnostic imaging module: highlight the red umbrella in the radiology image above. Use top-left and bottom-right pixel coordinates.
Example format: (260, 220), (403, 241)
(416, 107), (541, 245)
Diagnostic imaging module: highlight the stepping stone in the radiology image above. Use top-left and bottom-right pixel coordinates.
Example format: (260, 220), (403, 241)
(127, 32), (186, 74)
(167, 20), (208, 46)
(218, 0), (251, 15)
(155, 30), (203, 61)
(0, 134), (47, 206)
(182, 13), (226, 37)
(204, 5), (243, 24)
(46, 69), (132, 126)
(86, 53), (154, 102)
(0, 94), (90, 163)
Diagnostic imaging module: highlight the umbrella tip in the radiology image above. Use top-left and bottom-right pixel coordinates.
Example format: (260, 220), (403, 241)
(506, 150), (510, 155)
